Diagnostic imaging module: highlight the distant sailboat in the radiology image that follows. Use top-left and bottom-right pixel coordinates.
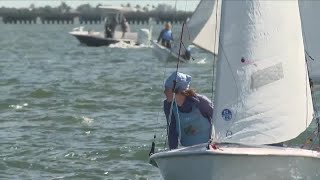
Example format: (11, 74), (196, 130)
(151, 0), (220, 62)
(150, 0), (320, 179)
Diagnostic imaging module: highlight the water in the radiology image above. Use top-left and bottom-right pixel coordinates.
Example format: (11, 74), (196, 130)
(0, 24), (216, 179)
(1, 23), (319, 180)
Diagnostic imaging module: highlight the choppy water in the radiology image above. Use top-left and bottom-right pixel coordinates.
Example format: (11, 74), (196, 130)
(0, 23), (319, 180)
(0, 23), (215, 179)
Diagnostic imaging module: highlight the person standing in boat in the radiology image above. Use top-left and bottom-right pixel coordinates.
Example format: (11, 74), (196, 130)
(163, 72), (213, 149)
(157, 22), (174, 49)
(105, 16), (118, 38)
(120, 17), (129, 38)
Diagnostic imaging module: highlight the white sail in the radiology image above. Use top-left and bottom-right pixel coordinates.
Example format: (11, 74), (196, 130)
(299, 0), (320, 84)
(177, 0), (220, 55)
(213, 0), (314, 145)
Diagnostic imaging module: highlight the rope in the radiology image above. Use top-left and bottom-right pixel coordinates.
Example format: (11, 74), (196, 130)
(209, 0), (220, 144)
(305, 50), (315, 61)
(150, 58), (170, 153)
(155, 1), (191, 151)
(174, 99), (182, 145)
(166, 22), (187, 149)
(211, 0), (220, 104)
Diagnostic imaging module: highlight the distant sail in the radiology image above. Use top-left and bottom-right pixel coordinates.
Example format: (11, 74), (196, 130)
(213, 0), (313, 145)
(299, 0), (320, 84)
(177, 0), (220, 55)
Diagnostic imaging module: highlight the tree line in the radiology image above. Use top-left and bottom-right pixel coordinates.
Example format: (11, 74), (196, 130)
(0, 2), (192, 23)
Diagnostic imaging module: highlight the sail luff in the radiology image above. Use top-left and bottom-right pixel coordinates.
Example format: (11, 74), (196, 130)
(213, 0), (313, 145)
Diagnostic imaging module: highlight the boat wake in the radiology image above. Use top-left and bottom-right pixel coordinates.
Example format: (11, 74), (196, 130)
(109, 41), (151, 49)
(194, 58), (207, 64)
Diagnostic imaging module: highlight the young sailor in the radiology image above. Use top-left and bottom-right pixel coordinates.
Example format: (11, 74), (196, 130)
(157, 23), (174, 49)
(163, 72), (213, 149)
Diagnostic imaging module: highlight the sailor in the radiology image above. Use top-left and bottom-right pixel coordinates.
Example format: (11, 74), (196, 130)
(182, 47), (192, 60)
(157, 22), (174, 49)
(163, 72), (213, 149)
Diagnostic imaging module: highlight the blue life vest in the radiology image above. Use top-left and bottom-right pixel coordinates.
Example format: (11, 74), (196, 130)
(162, 30), (173, 41)
(173, 102), (211, 146)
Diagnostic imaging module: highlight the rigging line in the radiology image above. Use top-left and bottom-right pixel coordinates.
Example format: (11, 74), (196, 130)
(301, 20), (311, 60)
(301, 21), (320, 148)
(302, 54), (319, 150)
(208, 0), (220, 143)
(305, 64), (309, 129)
(306, 56), (318, 122)
(301, 19), (318, 146)
(300, 19), (318, 149)
(211, 0), (219, 104)
(174, 99), (182, 146)
(150, 59), (170, 155)
(168, 22), (187, 126)
(151, 56), (171, 151)
(166, 22), (187, 148)
(305, 50), (315, 61)
(175, 22), (186, 72)
(162, 60), (170, 149)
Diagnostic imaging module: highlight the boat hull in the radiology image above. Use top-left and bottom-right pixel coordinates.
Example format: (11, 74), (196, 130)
(150, 143), (320, 180)
(71, 34), (121, 47)
(69, 30), (137, 47)
(151, 41), (189, 63)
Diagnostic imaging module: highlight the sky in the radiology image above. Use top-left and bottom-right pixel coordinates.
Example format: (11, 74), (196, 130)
(0, 0), (200, 11)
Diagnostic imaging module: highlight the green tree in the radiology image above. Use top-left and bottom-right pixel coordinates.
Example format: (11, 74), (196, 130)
(76, 4), (92, 13)
(135, 4), (141, 11)
(58, 2), (71, 13)
(154, 4), (174, 12)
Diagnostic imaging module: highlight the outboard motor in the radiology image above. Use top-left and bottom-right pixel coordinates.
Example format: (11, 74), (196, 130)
(137, 28), (151, 45)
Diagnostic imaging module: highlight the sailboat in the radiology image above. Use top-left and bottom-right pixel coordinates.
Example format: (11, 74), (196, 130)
(151, 0), (220, 62)
(299, 0), (320, 84)
(149, 0), (320, 179)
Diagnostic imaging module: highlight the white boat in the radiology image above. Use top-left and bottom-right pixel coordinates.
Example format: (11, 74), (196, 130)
(150, 0), (320, 179)
(299, 0), (320, 84)
(151, 40), (189, 63)
(151, 0), (220, 62)
(152, 143), (320, 180)
(69, 5), (151, 47)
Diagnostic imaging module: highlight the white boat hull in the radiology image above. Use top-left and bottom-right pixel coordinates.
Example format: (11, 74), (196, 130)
(151, 41), (188, 63)
(150, 143), (320, 180)
(69, 27), (138, 47)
